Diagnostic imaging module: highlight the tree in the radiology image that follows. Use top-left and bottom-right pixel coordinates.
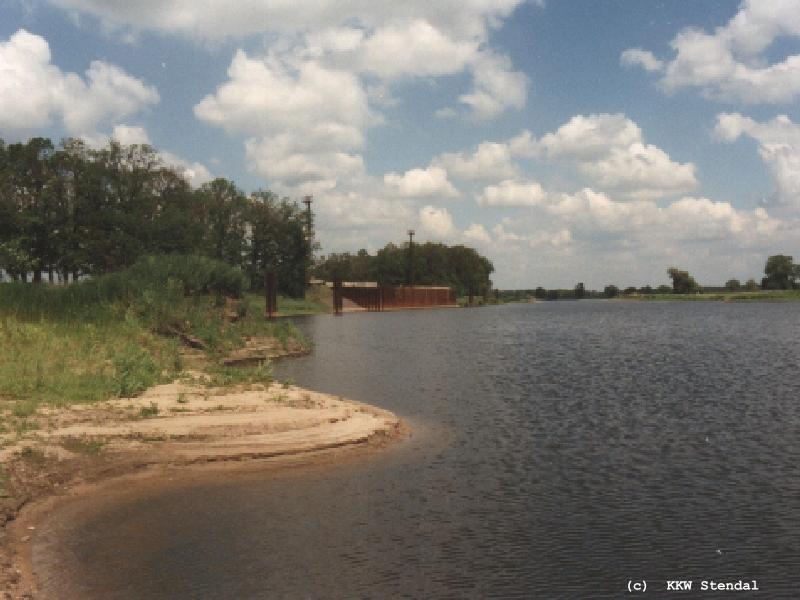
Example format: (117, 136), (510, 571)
(534, 286), (547, 300)
(725, 279), (741, 291)
(667, 267), (700, 294)
(574, 282), (585, 299)
(762, 255), (799, 290)
(639, 285), (653, 294)
(744, 278), (759, 291)
(604, 284), (619, 298)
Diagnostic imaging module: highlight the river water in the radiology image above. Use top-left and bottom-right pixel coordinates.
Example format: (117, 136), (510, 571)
(34, 302), (800, 598)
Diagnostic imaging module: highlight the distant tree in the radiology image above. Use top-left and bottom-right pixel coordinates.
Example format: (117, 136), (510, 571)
(762, 254), (799, 290)
(534, 286), (547, 300)
(639, 285), (653, 294)
(725, 279), (741, 291)
(744, 278), (759, 291)
(574, 282), (585, 299)
(623, 286), (637, 295)
(546, 289), (559, 301)
(667, 267), (701, 294)
(604, 284), (619, 298)
(656, 284), (672, 293)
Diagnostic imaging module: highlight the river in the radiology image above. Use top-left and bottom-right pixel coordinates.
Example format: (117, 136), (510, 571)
(32, 301), (800, 598)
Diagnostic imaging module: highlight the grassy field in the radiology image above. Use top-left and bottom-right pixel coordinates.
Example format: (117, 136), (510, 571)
(0, 256), (325, 430)
(633, 290), (800, 302)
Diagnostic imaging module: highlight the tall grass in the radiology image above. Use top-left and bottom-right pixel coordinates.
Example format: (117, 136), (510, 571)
(0, 255), (303, 411)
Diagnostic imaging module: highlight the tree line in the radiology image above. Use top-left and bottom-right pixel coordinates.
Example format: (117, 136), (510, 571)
(499, 254), (800, 301)
(313, 243), (495, 298)
(0, 137), (312, 296)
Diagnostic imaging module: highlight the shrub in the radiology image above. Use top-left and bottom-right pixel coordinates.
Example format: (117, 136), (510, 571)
(113, 345), (159, 397)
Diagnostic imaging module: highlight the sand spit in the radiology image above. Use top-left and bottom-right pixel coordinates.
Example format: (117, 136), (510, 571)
(0, 378), (405, 598)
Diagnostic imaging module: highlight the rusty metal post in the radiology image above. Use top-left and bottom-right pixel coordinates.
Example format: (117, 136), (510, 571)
(407, 229), (415, 287)
(265, 271), (277, 319)
(333, 277), (343, 315)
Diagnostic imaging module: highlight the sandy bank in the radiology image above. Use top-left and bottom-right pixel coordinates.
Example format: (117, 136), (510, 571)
(0, 377), (406, 598)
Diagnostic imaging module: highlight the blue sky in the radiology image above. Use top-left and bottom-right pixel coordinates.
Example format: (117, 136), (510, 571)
(2, 0), (799, 288)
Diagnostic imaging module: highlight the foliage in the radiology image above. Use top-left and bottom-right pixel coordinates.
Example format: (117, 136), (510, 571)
(313, 242), (494, 297)
(574, 282), (585, 299)
(604, 284), (619, 298)
(762, 254), (799, 290)
(667, 267), (701, 294)
(0, 137), (312, 296)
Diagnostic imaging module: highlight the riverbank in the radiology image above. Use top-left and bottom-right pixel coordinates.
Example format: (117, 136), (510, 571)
(1, 370), (405, 598)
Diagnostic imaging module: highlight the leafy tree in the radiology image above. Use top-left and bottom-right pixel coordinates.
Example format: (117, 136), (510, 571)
(744, 278), (759, 291)
(639, 285), (653, 294)
(667, 267), (700, 294)
(725, 279), (741, 291)
(604, 284), (619, 298)
(762, 254), (799, 290)
(656, 284), (672, 293)
(574, 282), (585, 299)
(313, 242), (493, 296)
(0, 136), (314, 294)
(534, 286), (547, 300)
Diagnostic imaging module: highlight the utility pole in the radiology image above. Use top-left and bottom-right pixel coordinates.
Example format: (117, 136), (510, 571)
(302, 195), (313, 240)
(407, 229), (415, 287)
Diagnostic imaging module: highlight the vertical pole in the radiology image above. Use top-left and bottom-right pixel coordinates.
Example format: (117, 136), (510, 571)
(265, 271), (277, 319)
(333, 277), (343, 315)
(302, 195), (313, 240)
(407, 229), (415, 287)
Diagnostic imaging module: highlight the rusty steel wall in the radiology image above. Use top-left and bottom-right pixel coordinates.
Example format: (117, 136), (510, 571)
(340, 285), (456, 310)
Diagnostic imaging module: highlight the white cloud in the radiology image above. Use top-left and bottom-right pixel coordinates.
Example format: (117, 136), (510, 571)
(579, 142), (698, 199)
(480, 186), (792, 287)
(195, 50), (370, 188)
(48, 1), (526, 41)
(540, 114), (697, 198)
(458, 50), (527, 119)
(540, 113), (641, 159)
(435, 141), (518, 181)
(0, 28), (158, 136)
(384, 166), (458, 198)
(624, 0), (800, 103)
(714, 112), (800, 206)
(110, 124), (150, 145)
(418, 205), (456, 239)
(620, 48), (663, 72)
(51, 2), (529, 121)
(477, 179), (546, 207)
(463, 223), (491, 245)
(357, 20), (477, 79)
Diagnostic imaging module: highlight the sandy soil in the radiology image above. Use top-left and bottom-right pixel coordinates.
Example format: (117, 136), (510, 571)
(0, 375), (405, 599)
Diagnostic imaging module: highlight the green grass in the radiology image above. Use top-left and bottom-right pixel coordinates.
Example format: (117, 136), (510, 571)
(241, 290), (328, 318)
(634, 290), (800, 302)
(0, 255), (310, 416)
(0, 317), (179, 407)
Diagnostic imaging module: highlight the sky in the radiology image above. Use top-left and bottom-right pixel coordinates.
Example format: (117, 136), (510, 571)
(1, 0), (800, 289)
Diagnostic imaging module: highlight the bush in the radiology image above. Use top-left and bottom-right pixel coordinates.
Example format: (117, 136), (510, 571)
(113, 345), (160, 397)
(0, 254), (247, 322)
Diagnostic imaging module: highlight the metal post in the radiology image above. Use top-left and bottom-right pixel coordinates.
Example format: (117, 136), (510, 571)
(302, 195), (313, 239)
(333, 277), (343, 315)
(407, 229), (415, 287)
(265, 271), (277, 319)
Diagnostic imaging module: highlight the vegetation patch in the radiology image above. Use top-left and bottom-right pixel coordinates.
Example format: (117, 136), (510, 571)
(60, 436), (105, 455)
